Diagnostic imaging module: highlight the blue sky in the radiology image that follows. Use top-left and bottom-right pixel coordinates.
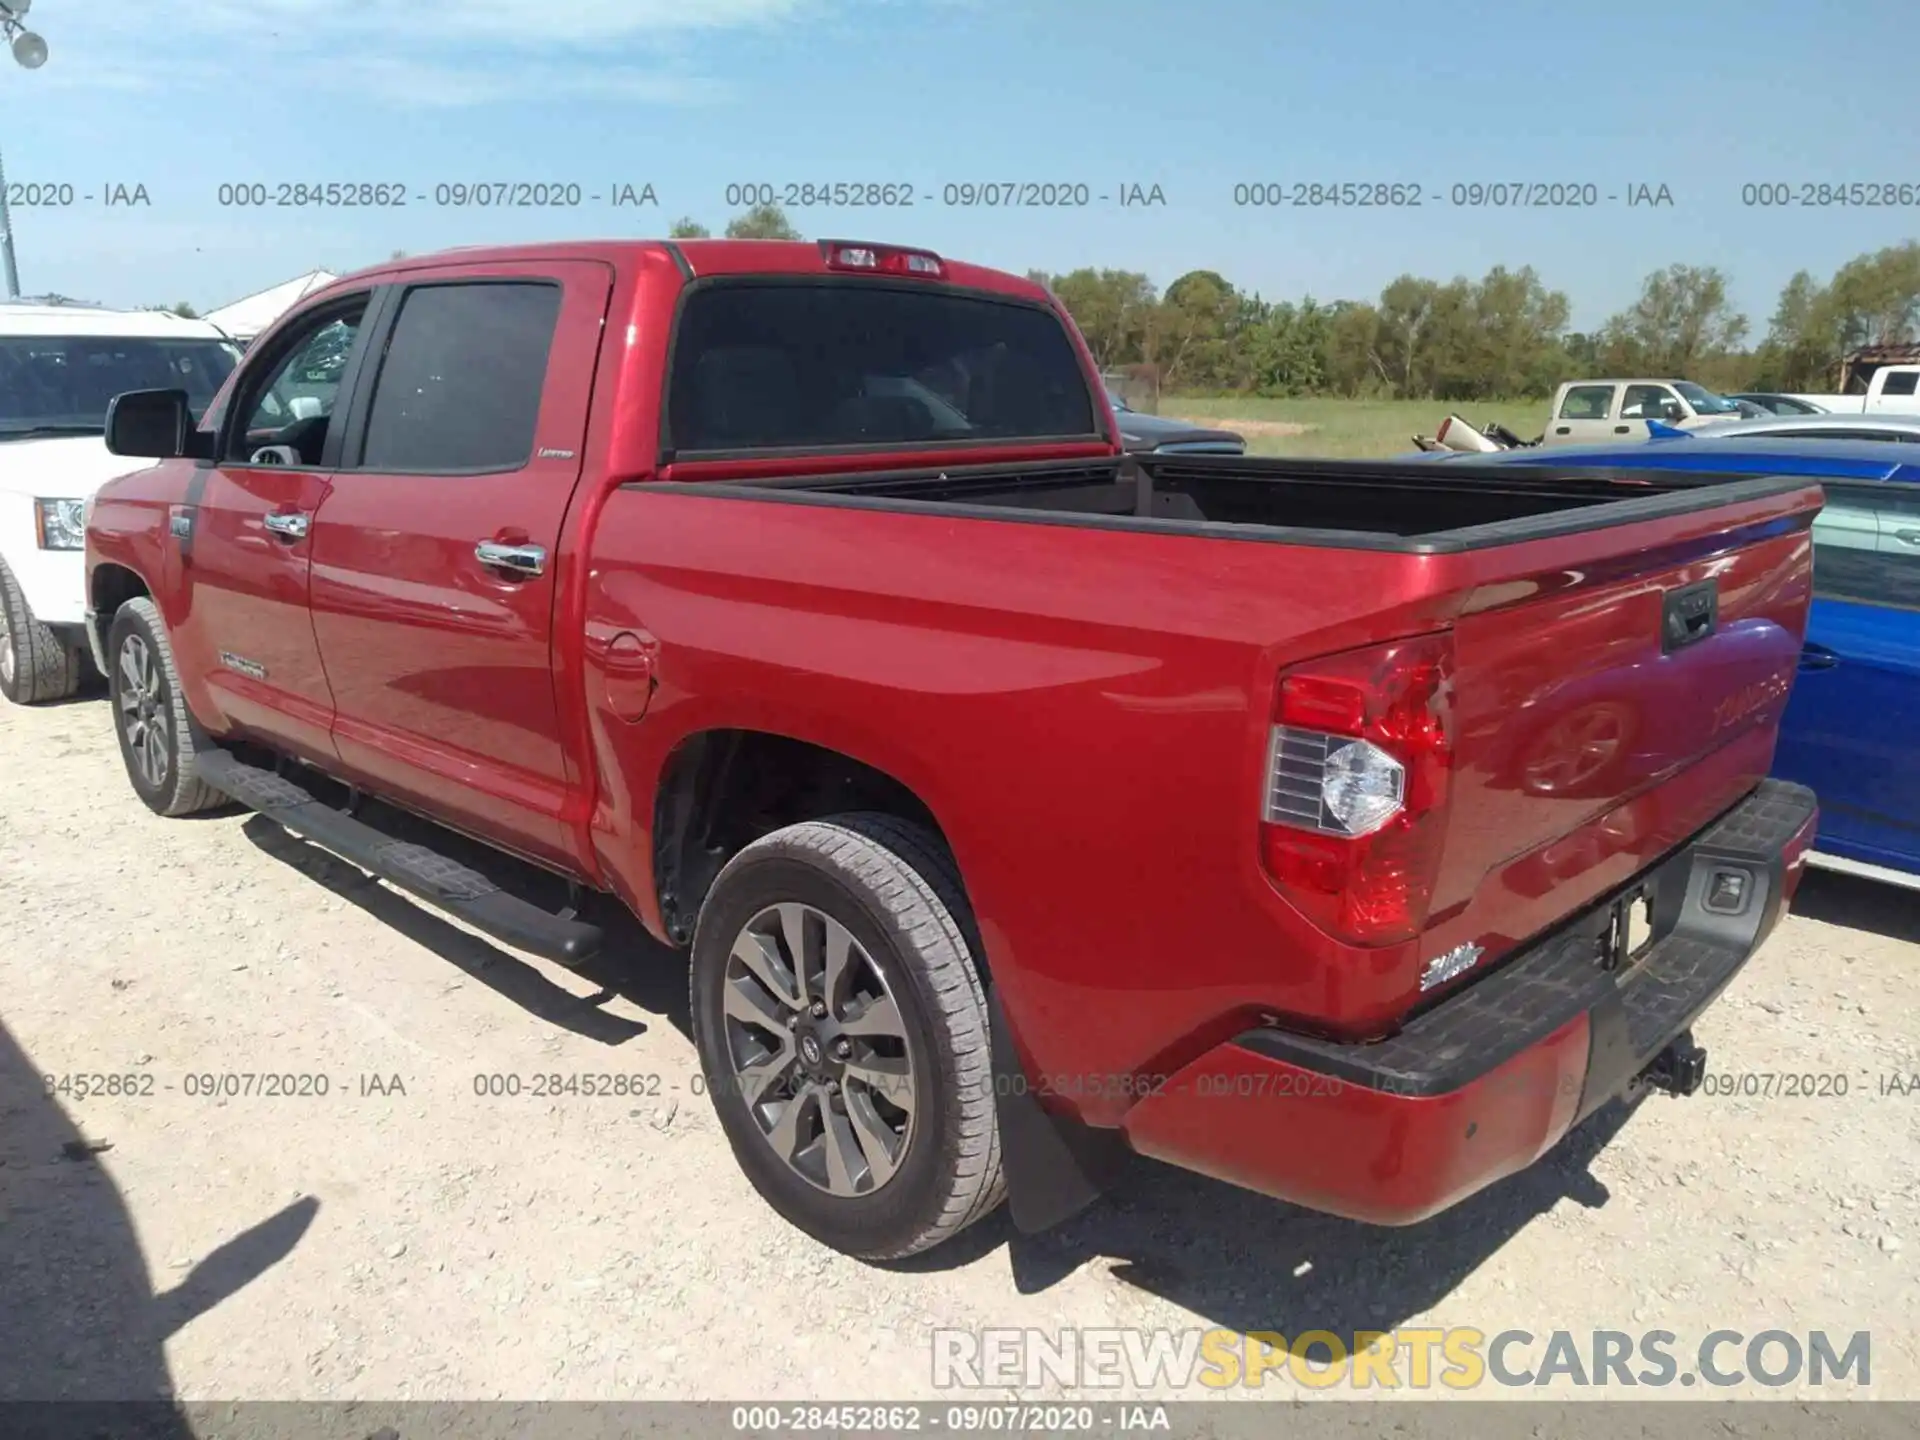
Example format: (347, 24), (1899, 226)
(3, 0), (1911, 330)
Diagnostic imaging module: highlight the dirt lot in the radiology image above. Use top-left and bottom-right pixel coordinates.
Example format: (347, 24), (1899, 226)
(2, 690), (1917, 1406)
(1161, 414), (1316, 439)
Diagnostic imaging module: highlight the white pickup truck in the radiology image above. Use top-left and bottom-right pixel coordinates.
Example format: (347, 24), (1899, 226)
(1784, 362), (1920, 415)
(0, 302), (239, 704)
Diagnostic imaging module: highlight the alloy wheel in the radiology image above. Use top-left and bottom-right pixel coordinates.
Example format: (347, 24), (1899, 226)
(117, 633), (170, 789)
(722, 901), (916, 1197)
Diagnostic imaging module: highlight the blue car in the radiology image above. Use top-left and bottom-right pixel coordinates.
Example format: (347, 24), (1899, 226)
(1407, 435), (1920, 888)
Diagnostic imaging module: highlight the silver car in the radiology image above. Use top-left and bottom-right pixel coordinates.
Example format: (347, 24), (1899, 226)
(1688, 413), (1920, 443)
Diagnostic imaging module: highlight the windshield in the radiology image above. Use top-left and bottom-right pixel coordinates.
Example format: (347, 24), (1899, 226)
(0, 335), (241, 437)
(1673, 381), (1742, 416)
(666, 281), (1099, 453)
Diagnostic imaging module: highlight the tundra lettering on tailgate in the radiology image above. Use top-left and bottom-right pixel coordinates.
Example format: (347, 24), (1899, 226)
(1712, 671), (1792, 735)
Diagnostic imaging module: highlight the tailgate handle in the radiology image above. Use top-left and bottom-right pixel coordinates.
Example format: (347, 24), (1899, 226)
(1661, 579), (1718, 653)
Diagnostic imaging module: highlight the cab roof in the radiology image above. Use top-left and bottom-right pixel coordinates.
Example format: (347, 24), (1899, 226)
(327, 238), (1052, 304)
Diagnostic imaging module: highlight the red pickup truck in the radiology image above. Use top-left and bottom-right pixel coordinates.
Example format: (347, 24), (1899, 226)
(85, 238), (1820, 1261)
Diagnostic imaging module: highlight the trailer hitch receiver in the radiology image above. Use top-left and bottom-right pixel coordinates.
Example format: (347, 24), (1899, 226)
(1637, 1030), (1707, 1098)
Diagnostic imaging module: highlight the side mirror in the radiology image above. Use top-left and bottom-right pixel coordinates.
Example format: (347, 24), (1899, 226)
(288, 395), (323, 421)
(105, 388), (210, 459)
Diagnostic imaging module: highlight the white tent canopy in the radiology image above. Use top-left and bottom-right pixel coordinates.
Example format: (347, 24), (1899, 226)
(204, 270), (338, 343)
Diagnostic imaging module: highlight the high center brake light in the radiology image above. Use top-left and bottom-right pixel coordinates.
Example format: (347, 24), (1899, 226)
(819, 239), (945, 279)
(1259, 632), (1456, 946)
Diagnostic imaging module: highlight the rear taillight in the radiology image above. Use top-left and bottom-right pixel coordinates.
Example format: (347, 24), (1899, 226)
(819, 239), (945, 278)
(1259, 632), (1455, 946)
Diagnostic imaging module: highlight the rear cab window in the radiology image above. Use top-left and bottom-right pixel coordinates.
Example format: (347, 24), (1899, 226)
(663, 280), (1100, 457)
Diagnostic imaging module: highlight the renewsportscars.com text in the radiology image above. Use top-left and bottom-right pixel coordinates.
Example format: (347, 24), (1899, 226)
(932, 1327), (1870, 1391)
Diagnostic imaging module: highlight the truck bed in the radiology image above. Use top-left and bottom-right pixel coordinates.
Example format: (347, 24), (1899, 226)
(645, 453), (1814, 552)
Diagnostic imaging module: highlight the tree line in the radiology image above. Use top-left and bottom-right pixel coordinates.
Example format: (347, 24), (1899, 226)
(1038, 245), (1920, 400)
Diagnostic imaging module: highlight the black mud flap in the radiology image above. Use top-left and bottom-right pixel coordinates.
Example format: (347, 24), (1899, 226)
(987, 987), (1132, 1234)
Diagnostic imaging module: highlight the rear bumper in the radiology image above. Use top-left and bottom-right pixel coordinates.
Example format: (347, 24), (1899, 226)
(1120, 778), (1817, 1225)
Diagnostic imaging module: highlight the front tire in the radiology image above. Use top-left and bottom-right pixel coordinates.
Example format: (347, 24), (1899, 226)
(106, 598), (224, 817)
(0, 555), (81, 705)
(690, 813), (1004, 1260)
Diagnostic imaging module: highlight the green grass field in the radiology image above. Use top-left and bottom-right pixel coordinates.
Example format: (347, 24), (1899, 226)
(1158, 395), (1553, 458)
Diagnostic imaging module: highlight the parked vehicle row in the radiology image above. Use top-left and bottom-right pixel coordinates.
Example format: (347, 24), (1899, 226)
(1414, 378), (1781, 454)
(1421, 369), (1920, 458)
(1542, 377), (1750, 445)
(1781, 362), (1920, 416)
(0, 302), (239, 703)
(1425, 410), (1920, 456)
(2, 238), (1826, 1264)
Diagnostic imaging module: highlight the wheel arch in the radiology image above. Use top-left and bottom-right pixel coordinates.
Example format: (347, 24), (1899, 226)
(650, 725), (1124, 1240)
(650, 727), (972, 956)
(88, 562), (153, 674)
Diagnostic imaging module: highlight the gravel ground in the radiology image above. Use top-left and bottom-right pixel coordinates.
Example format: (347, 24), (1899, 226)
(2, 690), (1916, 1406)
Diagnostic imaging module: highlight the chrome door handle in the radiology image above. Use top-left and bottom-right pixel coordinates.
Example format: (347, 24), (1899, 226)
(263, 511), (310, 539)
(475, 541), (546, 577)
(1894, 529), (1920, 545)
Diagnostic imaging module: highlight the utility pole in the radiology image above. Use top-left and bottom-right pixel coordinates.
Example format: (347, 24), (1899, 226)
(0, 146), (17, 298)
(0, 1), (52, 300)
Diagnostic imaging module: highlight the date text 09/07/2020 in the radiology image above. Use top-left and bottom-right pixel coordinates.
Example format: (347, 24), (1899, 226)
(1230, 181), (1676, 208)
(201, 180), (1174, 210)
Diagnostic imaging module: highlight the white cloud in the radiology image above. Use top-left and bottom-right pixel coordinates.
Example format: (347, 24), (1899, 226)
(28, 0), (850, 106)
(79, 0), (815, 46)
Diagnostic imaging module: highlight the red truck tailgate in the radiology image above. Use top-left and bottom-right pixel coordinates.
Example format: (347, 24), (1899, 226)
(1415, 489), (1817, 983)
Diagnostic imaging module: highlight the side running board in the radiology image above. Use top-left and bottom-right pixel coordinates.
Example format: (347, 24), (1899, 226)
(194, 749), (603, 968)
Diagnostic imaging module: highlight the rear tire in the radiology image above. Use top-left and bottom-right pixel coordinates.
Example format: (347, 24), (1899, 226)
(0, 556), (82, 705)
(106, 598), (225, 817)
(690, 813), (1004, 1260)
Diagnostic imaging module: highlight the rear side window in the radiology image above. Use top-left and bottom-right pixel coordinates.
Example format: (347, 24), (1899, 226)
(1880, 369), (1919, 397)
(1813, 483), (1920, 612)
(1621, 384), (1677, 419)
(1557, 385), (1613, 420)
(358, 281), (561, 472)
(665, 281), (1099, 454)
